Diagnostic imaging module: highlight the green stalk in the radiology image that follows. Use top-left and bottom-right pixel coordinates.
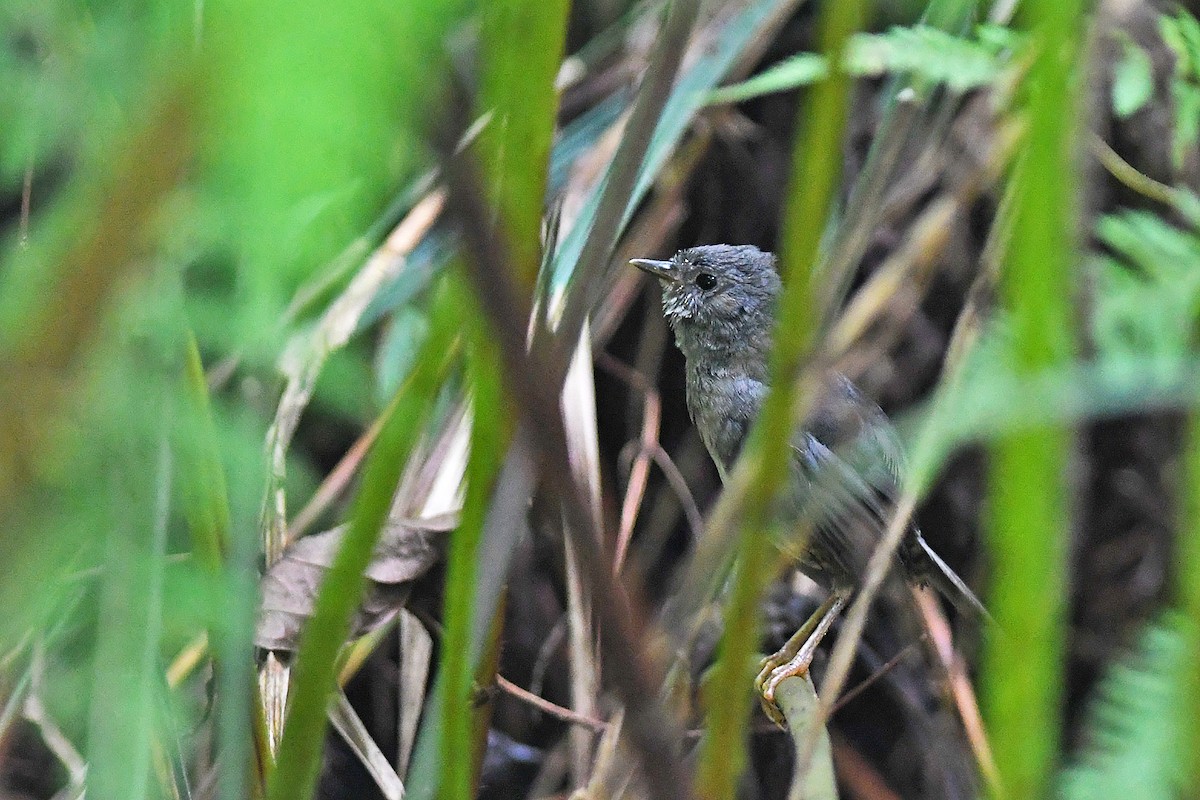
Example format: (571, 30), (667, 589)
(436, 282), (510, 800)
(265, 289), (460, 800)
(428, 5), (569, 793)
(477, 0), (570, 289)
(1180, 415), (1200, 794)
(695, 2), (865, 798)
(983, 2), (1084, 797)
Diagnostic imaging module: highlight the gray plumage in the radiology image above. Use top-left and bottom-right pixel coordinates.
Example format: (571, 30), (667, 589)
(632, 244), (985, 616)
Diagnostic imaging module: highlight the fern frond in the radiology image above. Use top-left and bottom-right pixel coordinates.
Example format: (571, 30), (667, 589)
(706, 23), (1012, 105)
(1058, 615), (1190, 800)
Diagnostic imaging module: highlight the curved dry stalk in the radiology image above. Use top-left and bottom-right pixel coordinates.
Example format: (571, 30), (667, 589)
(262, 190), (446, 565)
(496, 675), (609, 732)
(596, 353), (664, 571)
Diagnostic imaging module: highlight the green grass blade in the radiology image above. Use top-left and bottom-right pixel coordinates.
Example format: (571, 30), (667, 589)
(478, 0), (570, 288)
(435, 281), (511, 800)
(436, 4), (569, 788)
(1182, 418), (1200, 794)
(87, 386), (173, 800)
(695, 3), (865, 799)
(983, 2), (1084, 797)
(176, 329), (264, 800)
(705, 53), (828, 105)
(265, 287), (461, 800)
(179, 331), (231, 573)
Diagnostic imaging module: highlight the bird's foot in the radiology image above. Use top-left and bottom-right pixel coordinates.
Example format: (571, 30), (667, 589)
(753, 592), (849, 728)
(755, 646), (812, 728)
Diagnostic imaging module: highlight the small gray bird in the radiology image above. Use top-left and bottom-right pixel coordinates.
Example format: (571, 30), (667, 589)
(631, 244), (985, 720)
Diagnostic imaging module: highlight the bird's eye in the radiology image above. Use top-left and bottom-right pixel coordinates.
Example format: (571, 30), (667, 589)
(695, 272), (717, 291)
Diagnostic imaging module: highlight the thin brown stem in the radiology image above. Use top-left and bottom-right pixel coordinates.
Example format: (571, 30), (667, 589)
(496, 675), (608, 733)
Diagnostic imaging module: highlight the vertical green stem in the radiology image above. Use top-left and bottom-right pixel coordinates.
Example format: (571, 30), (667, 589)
(477, 0), (570, 290)
(983, 2), (1083, 797)
(695, 3), (865, 799)
(87, 383), (172, 800)
(437, 281), (510, 800)
(1180, 415), (1200, 794)
(265, 296), (458, 800)
(431, 3), (569, 794)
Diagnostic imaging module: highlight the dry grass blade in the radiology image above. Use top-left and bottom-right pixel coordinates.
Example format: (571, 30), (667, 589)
(263, 189), (446, 563)
(396, 609), (432, 777)
(562, 533), (598, 786)
(560, 329), (605, 784)
(915, 590), (1002, 794)
(328, 692), (404, 800)
(598, 354), (663, 571)
(24, 644), (86, 791)
(578, 708), (632, 800)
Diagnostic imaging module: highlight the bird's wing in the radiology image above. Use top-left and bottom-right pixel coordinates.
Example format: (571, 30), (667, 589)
(802, 373), (905, 492)
(787, 431), (897, 582)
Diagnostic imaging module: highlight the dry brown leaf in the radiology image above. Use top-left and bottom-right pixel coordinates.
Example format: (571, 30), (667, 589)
(255, 513), (457, 651)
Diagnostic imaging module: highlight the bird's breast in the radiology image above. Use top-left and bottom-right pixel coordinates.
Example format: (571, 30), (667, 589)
(684, 365), (766, 477)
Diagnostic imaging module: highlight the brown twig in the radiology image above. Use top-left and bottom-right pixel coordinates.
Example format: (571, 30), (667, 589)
(914, 590), (1002, 796)
(496, 675), (609, 733)
(649, 445), (705, 540)
(1089, 132), (1180, 208)
(597, 353), (663, 572)
(829, 635), (926, 715)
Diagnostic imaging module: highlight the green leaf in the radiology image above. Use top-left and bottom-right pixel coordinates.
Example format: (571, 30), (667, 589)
(1059, 617), (1190, 800)
(1160, 10), (1200, 169)
(1092, 210), (1200, 363)
(1171, 82), (1200, 169)
(1112, 33), (1154, 118)
(846, 24), (1003, 92)
(374, 306), (430, 404)
(706, 24), (1007, 107)
(706, 54), (828, 105)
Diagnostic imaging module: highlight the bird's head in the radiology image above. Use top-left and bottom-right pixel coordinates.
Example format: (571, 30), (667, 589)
(630, 244), (781, 355)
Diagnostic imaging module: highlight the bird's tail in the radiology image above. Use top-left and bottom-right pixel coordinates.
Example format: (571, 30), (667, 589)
(914, 534), (992, 624)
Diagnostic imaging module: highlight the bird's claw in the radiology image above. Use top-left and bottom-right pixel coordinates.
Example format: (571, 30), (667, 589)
(755, 649), (809, 729)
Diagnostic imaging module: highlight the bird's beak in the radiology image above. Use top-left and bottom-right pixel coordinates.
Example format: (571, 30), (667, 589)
(629, 258), (677, 282)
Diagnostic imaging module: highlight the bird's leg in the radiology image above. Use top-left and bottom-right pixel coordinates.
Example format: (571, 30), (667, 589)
(755, 591), (849, 727)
